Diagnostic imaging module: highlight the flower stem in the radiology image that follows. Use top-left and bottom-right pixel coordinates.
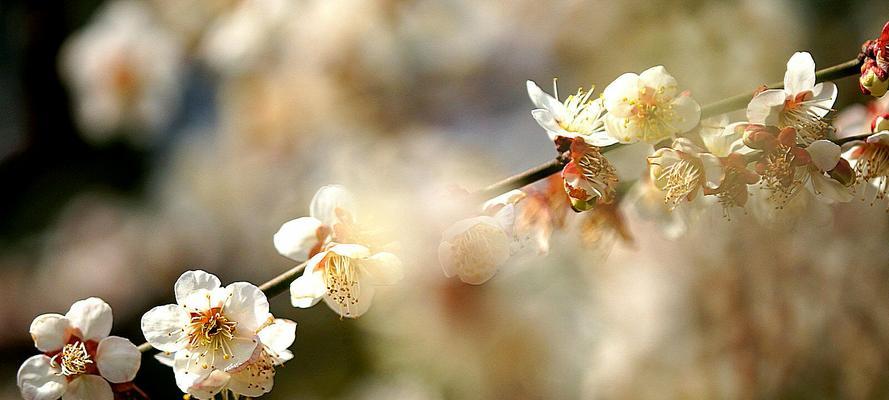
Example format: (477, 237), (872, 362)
(474, 57), (863, 199)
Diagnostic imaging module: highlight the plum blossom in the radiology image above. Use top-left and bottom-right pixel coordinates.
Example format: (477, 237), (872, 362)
(602, 65), (701, 144)
(561, 138), (620, 212)
(18, 298), (141, 400)
(841, 112), (889, 205)
(647, 138), (723, 209)
(746, 52), (837, 144)
(157, 318), (296, 399)
(439, 204), (515, 285)
(526, 80), (618, 147)
(60, 0), (183, 144)
(140, 271), (266, 392)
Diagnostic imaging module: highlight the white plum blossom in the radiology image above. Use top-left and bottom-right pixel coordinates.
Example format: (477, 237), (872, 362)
(18, 298), (141, 400)
(439, 204), (515, 285)
(140, 270), (267, 393)
(526, 80), (619, 147)
(603, 66), (701, 144)
(157, 318), (297, 399)
(841, 114), (889, 203)
(647, 138), (724, 209)
(61, 0), (183, 144)
(746, 52), (837, 144)
(291, 244), (403, 318)
(274, 184), (358, 262)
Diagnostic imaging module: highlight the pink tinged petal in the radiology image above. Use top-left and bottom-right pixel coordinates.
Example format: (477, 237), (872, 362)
(172, 350), (213, 393)
(273, 217), (324, 261)
(65, 297), (112, 341)
(603, 73), (640, 115)
(746, 89), (787, 125)
(17, 355), (67, 400)
(809, 171), (854, 203)
(227, 369), (273, 398)
(140, 304), (189, 353)
(360, 252), (403, 286)
(309, 184), (356, 226)
(323, 280), (375, 318)
(638, 65), (678, 98)
(187, 370), (229, 400)
(667, 94), (701, 134)
(29, 314), (71, 352)
(482, 189), (526, 213)
(96, 336), (141, 383)
(257, 319), (297, 355)
(807, 82), (837, 118)
(62, 375), (113, 400)
(174, 270), (222, 305)
(222, 282), (269, 333)
(699, 153), (724, 189)
(867, 131), (889, 145)
(807, 140), (841, 171)
(526, 80), (568, 121)
(784, 52), (816, 94)
(290, 256), (326, 308)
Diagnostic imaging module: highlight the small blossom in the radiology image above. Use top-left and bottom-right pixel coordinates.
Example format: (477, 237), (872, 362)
(561, 138), (620, 212)
(842, 116), (889, 205)
(18, 298), (141, 400)
(140, 271), (266, 392)
(526, 80), (619, 147)
(858, 21), (889, 97)
(698, 120), (760, 214)
(602, 65), (701, 144)
(439, 204), (515, 285)
(647, 138), (723, 209)
(746, 52), (837, 144)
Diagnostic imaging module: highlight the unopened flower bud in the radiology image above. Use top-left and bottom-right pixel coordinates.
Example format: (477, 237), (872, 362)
(860, 61), (889, 97)
(872, 113), (889, 133)
(742, 125), (779, 150)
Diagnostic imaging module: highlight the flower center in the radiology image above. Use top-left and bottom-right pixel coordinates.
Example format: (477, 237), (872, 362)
(657, 158), (702, 209)
(52, 341), (93, 377)
(559, 88), (606, 134)
(188, 307), (238, 361)
(323, 253), (361, 316)
(760, 147), (803, 208)
(627, 87), (677, 142)
(575, 146), (619, 203)
(779, 95), (831, 145)
(854, 143), (889, 203)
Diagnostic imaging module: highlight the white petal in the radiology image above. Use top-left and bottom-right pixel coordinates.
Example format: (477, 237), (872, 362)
(360, 252), (403, 286)
(174, 270), (222, 305)
(29, 314), (71, 352)
(258, 319), (297, 355)
(96, 336), (141, 383)
(639, 65), (678, 98)
(62, 375), (112, 400)
(154, 352), (174, 367)
(784, 52), (816, 94)
(526, 80), (568, 121)
(273, 217), (324, 261)
(809, 170), (853, 203)
(439, 220), (511, 285)
(223, 282), (269, 333)
(531, 109), (571, 142)
(441, 216), (498, 241)
(172, 350), (213, 393)
(309, 184), (356, 225)
(182, 287), (228, 311)
(703, 122), (746, 157)
(604, 114), (638, 144)
(807, 82), (837, 118)
(807, 140), (841, 171)
(219, 335), (259, 371)
(582, 131), (620, 147)
(699, 153), (724, 189)
(290, 256), (326, 308)
(323, 280), (375, 318)
(17, 355), (66, 400)
(327, 243), (372, 259)
(746, 90), (787, 125)
(140, 304), (189, 352)
(187, 370), (229, 400)
(227, 370), (272, 398)
(482, 189), (526, 213)
(867, 131), (889, 145)
(603, 73), (640, 115)
(65, 298), (112, 341)
(667, 94), (701, 134)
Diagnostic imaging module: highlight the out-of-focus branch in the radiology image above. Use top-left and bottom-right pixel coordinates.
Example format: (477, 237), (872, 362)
(472, 57), (863, 199)
(137, 261), (308, 354)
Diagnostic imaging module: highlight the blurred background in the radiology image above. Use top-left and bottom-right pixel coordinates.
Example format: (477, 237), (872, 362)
(2, 0), (888, 398)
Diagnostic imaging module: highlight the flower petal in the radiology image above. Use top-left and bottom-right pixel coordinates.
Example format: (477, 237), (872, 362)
(172, 350), (213, 393)
(666, 94), (701, 134)
(65, 298), (112, 341)
(531, 109), (572, 142)
(309, 185), (356, 226)
(29, 314), (71, 352)
(639, 65), (678, 99)
(219, 335), (259, 371)
(323, 280), (375, 318)
(603, 72), (640, 116)
(327, 243), (372, 259)
(809, 170), (853, 203)
(223, 282), (270, 333)
(140, 304), (189, 353)
(807, 82), (837, 118)
(702, 121), (746, 157)
(807, 140), (841, 171)
(62, 375), (112, 400)
(290, 255), (326, 308)
(96, 336), (141, 383)
(258, 318), (297, 356)
(784, 52), (816, 94)
(526, 80), (567, 121)
(700, 153), (724, 189)
(187, 370), (229, 400)
(174, 270), (221, 305)
(17, 355), (67, 400)
(360, 252), (403, 286)
(273, 217), (324, 261)
(482, 189), (526, 213)
(746, 89), (786, 125)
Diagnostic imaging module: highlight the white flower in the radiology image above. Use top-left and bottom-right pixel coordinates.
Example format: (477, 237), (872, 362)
(140, 270), (267, 392)
(290, 244), (403, 318)
(274, 184), (357, 262)
(602, 66), (701, 144)
(158, 318), (297, 399)
(647, 138), (723, 209)
(746, 52), (837, 144)
(526, 80), (619, 147)
(804, 140), (854, 203)
(60, 0), (184, 144)
(18, 298), (141, 400)
(438, 205), (514, 285)
(843, 131), (889, 203)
